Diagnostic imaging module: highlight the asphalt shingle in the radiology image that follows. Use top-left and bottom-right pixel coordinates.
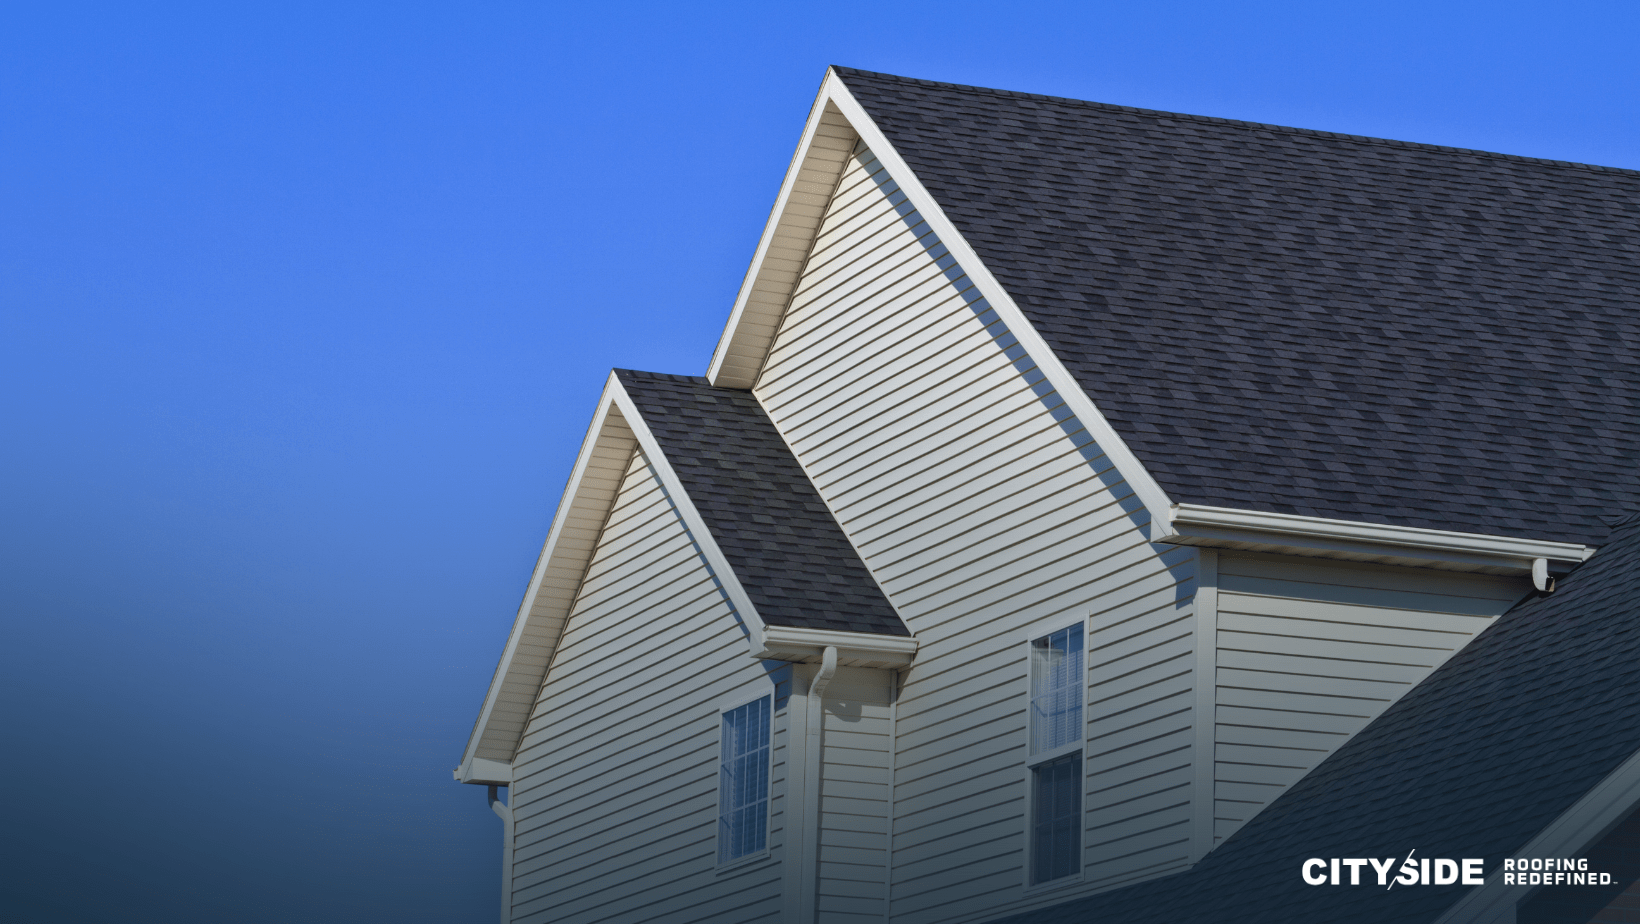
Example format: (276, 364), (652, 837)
(838, 68), (1640, 547)
(616, 369), (908, 637)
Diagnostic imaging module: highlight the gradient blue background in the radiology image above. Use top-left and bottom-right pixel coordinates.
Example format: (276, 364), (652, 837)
(2, 2), (1636, 921)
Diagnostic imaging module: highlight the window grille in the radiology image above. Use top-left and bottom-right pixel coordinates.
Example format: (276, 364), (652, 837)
(1028, 623), (1084, 884)
(718, 696), (772, 863)
(1031, 624), (1084, 754)
(1032, 754), (1083, 884)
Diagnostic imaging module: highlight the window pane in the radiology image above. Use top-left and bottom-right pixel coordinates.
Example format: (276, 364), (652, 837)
(1031, 624), (1084, 754)
(718, 696), (771, 863)
(1032, 754), (1083, 884)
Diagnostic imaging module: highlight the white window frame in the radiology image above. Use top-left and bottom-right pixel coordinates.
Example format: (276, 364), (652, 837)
(716, 690), (775, 870)
(1022, 620), (1087, 892)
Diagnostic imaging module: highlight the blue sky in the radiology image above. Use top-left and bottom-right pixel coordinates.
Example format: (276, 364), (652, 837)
(2, 2), (1636, 921)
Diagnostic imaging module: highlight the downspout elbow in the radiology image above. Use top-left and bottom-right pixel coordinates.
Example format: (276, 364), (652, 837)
(805, 647), (838, 775)
(1533, 558), (1556, 593)
(488, 784), (511, 822)
(813, 645), (838, 698)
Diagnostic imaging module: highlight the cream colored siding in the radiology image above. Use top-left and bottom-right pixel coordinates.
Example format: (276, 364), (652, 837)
(1083, 546), (1200, 886)
(509, 449), (785, 924)
(755, 142), (1203, 923)
(817, 667), (894, 923)
(1210, 552), (1526, 845)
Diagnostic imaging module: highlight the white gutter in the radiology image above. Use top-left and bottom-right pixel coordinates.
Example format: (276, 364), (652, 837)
(1531, 558), (1556, 593)
(754, 625), (917, 668)
(1157, 503), (1595, 574)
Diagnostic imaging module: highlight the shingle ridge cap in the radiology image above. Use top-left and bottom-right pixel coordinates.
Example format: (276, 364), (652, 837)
(1602, 510), (1640, 530)
(611, 368), (721, 388)
(831, 66), (1640, 179)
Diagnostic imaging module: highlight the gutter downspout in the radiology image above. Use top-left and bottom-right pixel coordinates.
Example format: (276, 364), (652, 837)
(489, 785), (514, 924)
(802, 646), (839, 924)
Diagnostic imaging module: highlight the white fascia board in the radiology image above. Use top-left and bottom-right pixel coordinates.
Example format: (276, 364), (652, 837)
(456, 378), (630, 783)
(708, 67), (1175, 535)
(1162, 503), (1595, 572)
(754, 624), (918, 668)
(707, 73), (855, 389)
(608, 376), (771, 657)
(1432, 743), (1640, 924)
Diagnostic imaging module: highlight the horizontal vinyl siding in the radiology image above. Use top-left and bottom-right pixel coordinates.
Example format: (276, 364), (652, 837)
(1211, 551), (1527, 845)
(1083, 552), (1199, 889)
(755, 143), (1200, 924)
(509, 449), (785, 924)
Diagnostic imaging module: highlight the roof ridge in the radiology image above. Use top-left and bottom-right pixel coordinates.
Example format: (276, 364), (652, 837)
(830, 66), (1640, 179)
(612, 368), (715, 387)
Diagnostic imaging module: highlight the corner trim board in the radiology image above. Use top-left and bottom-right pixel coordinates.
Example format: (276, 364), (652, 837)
(1189, 549), (1219, 864)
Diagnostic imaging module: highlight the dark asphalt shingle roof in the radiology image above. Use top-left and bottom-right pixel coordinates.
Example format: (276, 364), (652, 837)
(993, 514), (1640, 924)
(837, 68), (1640, 548)
(615, 369), (908, 637)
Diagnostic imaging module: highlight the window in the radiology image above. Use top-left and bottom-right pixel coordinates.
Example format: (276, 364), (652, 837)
(718, 696), (772, 864)
(1032, 754), (1083, 884)
(1028, 624), (1084, 885)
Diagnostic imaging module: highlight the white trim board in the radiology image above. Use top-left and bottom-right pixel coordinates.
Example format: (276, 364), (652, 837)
(702, 67), (1177, 538)
(1188, 548), (1219, 864)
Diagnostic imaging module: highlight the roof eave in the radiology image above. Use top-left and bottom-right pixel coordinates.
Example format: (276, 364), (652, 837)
(1159, 502), (1596, 574)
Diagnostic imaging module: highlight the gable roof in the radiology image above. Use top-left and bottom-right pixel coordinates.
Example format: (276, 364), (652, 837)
(835, 68), (1640, 548)
(458, 369), (908, 784)
(996, 514), (1640, 924)
(615, 369), (907, 637)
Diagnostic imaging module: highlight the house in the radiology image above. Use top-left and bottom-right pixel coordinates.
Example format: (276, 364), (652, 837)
(455, 67), (1640, 924)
